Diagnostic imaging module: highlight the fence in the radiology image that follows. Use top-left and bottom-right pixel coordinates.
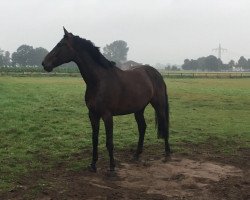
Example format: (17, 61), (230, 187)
(0, 71), (81, 77)
(1, 71), (250, 78)
(162, 72), (250, 78)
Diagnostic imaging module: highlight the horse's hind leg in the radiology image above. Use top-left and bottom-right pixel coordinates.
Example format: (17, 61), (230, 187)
(102, 113), (115, 171)
(134, 109), (146, 160)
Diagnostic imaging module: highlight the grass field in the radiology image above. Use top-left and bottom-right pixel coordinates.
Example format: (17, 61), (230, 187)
(0, 77), (250, 193)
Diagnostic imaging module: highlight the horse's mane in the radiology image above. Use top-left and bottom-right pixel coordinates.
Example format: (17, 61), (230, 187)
(72, 36), (116, 69)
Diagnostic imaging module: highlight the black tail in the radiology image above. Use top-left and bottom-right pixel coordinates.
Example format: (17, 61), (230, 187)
(165, 91), (170, 138)
(155, 89), (170, 139)
(143, 65), (169, 139)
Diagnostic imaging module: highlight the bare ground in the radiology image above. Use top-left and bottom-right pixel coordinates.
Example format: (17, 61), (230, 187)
(1, 146), (249, 200)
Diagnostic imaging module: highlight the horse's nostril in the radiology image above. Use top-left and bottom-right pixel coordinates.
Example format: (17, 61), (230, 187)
(42, 61), (45, 66)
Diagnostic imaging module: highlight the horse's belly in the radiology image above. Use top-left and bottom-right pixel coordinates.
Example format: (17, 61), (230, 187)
(112, 107), (146, 116)
(112, 97), (150, 115)
(111, 84), (153, 115)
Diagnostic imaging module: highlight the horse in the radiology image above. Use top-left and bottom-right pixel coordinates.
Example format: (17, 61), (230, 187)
(42, 27), (170, 172)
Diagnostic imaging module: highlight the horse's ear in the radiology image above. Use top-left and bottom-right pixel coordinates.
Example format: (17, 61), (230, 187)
(63, 27), (72, 38)
(63, 27), (68, 35)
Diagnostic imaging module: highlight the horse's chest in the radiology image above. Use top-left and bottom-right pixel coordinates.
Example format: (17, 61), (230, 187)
(85, 92), (96, 109)
(85, 89), (105, 112)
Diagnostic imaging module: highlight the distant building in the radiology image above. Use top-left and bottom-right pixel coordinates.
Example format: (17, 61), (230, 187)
(120, 60), (142, 70)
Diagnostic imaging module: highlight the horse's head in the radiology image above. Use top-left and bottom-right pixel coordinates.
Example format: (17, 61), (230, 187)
(42, 27), (75, 72)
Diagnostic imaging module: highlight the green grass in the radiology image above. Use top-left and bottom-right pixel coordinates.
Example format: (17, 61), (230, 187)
(0, 77), (250, 192)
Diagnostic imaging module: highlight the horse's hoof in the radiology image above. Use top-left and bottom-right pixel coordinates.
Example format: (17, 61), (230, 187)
(87, 164), (97, 173)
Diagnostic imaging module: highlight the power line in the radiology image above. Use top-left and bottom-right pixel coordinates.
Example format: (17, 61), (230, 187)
(212, 43), (227, 60)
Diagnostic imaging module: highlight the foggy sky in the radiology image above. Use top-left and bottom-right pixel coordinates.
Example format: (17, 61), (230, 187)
(1, 0), (250, 65)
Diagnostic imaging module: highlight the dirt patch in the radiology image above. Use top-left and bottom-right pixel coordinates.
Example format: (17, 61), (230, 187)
(2, 154), (249, 200)
(79, 156), (244, 199)
(117, 157), (243, 198)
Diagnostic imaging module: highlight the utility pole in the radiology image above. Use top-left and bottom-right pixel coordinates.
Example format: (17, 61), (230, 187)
(212, 44), (227, 60)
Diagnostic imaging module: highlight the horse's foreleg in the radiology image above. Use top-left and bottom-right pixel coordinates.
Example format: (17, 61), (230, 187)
(134, 109), (146, 160)
(102, 113), (115, 171)
(89, 111), (100, 172)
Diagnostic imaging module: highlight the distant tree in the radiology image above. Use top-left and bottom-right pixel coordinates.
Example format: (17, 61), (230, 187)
(103, 40), (129, 65)
(12, 45), (48, 67)
(32, 47), (48, 67)
(182, 59), (199, 70)
(237, 56), (248, 70)
(182, 59), (190, 70)
(165, 65), (171, 70)
(0, 48), (4, 66)
(3, 51), (11, 66)
(171, 65), (178, 71)
(183, 59), (190, 65)
(182, 55), (223, 71)
(12, 45), (34, 66)
(204, 55), (223, 71)
(11, 52), (19, 66)
(0, 49), (11, 66)
(247, 59), (250, 70)
(228, 60), (235, 68)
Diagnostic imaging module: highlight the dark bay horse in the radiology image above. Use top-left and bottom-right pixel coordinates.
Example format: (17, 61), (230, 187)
(42, 28), (170, 172)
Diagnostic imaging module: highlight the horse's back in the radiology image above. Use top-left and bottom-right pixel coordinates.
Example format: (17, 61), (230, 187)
(127, 65), (166, 89)
(119, 64), (166, 99)
(105, 65), (156, 115)
(116, 65), (155, 96)
(127, 65), (162, 77)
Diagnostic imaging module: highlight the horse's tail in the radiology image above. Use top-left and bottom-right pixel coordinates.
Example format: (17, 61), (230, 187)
(155, 88), (170, 139)
(165, 91), (170, 138)
(143, 65), (169, 139)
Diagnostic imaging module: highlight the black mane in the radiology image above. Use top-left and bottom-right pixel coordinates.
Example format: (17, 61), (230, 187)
(72, 36), (116, 69)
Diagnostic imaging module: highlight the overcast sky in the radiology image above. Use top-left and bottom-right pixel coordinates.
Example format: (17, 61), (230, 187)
(1, 0), (250, 65)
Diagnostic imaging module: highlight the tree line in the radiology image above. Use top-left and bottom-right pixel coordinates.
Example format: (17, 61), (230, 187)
(182, 55), (250, 71)
(0, 45), (48, 67)
(0, 39), (129, 69)
(4, 41), (249, 72)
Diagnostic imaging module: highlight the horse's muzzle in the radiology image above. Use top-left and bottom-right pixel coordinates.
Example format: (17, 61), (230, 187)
(42, 61), (53, 72)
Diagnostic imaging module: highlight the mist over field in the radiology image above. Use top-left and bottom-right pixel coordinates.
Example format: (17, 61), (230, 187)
(1, 0), (250, 66)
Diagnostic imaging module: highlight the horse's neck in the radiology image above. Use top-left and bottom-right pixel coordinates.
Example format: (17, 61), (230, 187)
(74, 53), (110, 86)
